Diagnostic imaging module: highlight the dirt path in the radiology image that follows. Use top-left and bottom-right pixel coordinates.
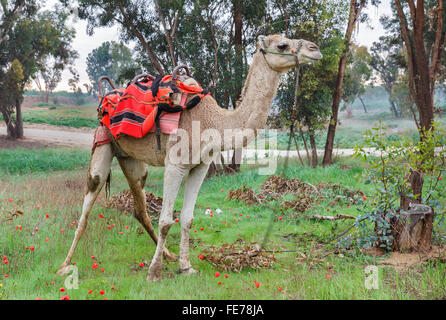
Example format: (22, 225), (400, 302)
(0, 123), (368, 158)
(0, 123), (94, 149)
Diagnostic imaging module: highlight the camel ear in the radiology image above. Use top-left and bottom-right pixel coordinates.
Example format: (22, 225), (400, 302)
(258, 35), (270, 49)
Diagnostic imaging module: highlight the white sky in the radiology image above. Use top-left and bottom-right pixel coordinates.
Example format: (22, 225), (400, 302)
(45, 0), (392, 91)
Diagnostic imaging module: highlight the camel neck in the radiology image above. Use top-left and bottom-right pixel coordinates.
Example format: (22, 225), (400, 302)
(229, 51), (281, 131)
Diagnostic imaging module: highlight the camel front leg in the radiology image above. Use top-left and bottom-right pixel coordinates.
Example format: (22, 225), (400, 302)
(147, 163), (189, 282)
(117, 157), (177, 261)
(179, 162), (210, 275)
(57, 144), (113, 276)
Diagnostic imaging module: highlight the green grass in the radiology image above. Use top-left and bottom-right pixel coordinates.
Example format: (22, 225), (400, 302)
(0, 148), (90, 175)
(0, 149), (444, 300)
(22, 105), (99, 128)
(0, 104), (99, 129)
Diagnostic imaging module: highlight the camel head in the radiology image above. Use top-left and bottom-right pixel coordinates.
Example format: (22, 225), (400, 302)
(258, 34), (323, 72)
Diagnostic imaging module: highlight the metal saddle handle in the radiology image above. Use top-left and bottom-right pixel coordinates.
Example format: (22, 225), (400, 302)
(172, 65), (191, 79)
(97, 76), (117, 97)
(131, 73), (156, 84)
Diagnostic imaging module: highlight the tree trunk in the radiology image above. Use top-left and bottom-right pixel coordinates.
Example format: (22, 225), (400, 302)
(14, 100), (23, 139)
(322, 0), (365, 167)
(2, 102), (23, 139)
(390, 100), (401, 118)
(292, 131), (305, 166)
(394, 0), (436, 134)
(309, 131), (318, 168)
(358, 96), (368, 113)
(392, 204), (434, 252)
(299, 127), (311, 167)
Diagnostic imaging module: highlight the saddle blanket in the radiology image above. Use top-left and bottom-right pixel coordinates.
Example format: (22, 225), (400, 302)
(98, 75), (209, 139)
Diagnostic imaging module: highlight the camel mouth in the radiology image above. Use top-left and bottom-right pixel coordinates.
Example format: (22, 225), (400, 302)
(303, 55), (322, 62)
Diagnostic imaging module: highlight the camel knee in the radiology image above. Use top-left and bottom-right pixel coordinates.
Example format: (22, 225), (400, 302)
(87, 174), (101, 193)
(181, 215), (193, 230)
(158, 219), (173, 237)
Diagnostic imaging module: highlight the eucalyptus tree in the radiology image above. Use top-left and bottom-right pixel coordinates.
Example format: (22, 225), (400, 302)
(0, 3), (77, 139)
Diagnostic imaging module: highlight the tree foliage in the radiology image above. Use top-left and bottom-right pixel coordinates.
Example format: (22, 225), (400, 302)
(0, 3), (77, 138)
(86, 41), (136, 94)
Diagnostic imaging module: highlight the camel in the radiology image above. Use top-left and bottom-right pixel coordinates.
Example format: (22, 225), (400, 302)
(57, 34), (323, 281)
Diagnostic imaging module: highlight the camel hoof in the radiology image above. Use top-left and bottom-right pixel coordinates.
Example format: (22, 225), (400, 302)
(179, 267), (200, 276)
(56, 264), (72, 277)
(163, 250), (178, 262)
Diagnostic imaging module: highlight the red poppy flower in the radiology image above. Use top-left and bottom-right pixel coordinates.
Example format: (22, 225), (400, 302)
(125, 225), (129, 229)
(439, 177), (443, 181)
(278, 216), (283, 221)
(16, 225), (22, 231)
(325, 274), (332, 279)
(278, 287), (283, 291)
(224, 274), (228, 279)
(198, 254), (204, 260)
(45, 237), (49, 242)
(60, 295), (70, 300)
(254, 280), (260, 288)
(60, 288), (65, 292)
(45, 214), (49, 219)
(88, 290), (93, 294)
(175, 219), (179, 223)
(218, 281), (221, 285)
(8, 199), (13, 203)
(4, 274), (8, 278)
(100, 289), (105, 295)
(200, 227), (204, 231)
(215, 271), (220, 278)
(34, 227), (39, 232)
(30, 246), (35, 251)
(139, 262), (144, 267)
(108, 226), (112, 230)
(363, 197), (367, 201)
(111, 286), (115, 290)
(35, 205), (40, 210)
(100, 268), (105, 272)
(3, 260), (8, 264)
(99, 213), (104, 218)
(91, 256), (95, 259)
(92, 262), (98, 270)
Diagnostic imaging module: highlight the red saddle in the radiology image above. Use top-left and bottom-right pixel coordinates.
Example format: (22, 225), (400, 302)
(98, 75), (210, 139)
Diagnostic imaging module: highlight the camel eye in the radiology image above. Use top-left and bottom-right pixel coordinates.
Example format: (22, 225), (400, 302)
(277, 44), (289, 51)
(308, 45), (319, 51)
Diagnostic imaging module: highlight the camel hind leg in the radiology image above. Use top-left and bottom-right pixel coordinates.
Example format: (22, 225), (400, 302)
(57, 143), (113, 276)
(117, 157), (177, 261)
